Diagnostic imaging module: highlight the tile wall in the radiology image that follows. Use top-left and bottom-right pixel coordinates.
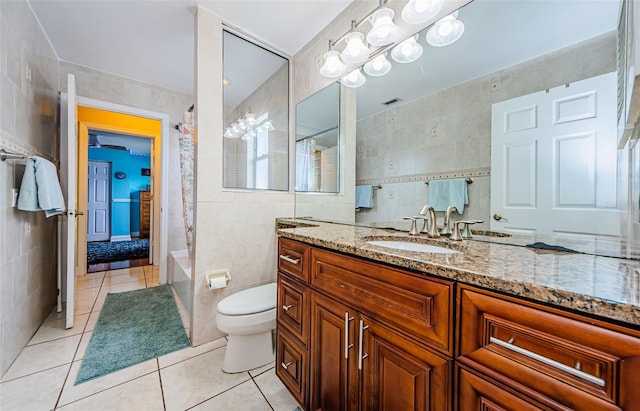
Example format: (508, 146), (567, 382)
(0, 0), (60, 376)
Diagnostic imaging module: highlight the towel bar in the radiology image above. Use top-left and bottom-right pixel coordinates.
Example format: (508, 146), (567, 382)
(425, 178), (472, 185)
(0, 148), (27, 161)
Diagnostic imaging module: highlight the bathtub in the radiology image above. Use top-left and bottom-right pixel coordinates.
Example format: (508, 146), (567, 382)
(170, 250), (191, 314)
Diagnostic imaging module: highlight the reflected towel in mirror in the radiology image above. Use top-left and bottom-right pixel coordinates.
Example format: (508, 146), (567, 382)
(355, 185), (374, 208)
(428, 178), (468, 212)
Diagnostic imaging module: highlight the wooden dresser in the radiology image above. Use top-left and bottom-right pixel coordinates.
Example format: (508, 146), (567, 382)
(139, 190), (151, 238)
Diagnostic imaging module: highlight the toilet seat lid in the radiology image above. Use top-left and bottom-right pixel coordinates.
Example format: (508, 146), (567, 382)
(217, 283), (276, 315)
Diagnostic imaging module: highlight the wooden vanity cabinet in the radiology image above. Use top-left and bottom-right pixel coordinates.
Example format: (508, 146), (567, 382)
(456, 285), (640, 410)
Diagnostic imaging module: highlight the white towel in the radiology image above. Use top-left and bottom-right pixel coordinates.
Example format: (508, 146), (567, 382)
(355, 185), (374, 209)
(17, 157), (66, 217)
(428, 178), (468, 212)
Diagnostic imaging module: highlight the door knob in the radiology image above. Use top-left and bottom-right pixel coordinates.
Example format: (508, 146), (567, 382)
(493, 213), (507, 222)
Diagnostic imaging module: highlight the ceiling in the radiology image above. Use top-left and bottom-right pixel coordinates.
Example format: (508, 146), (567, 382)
(27, 0), (353, 96)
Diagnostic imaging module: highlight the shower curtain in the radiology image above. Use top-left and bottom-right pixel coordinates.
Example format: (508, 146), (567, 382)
(178, 110), (194, 258)
(295, 138), (316, 191)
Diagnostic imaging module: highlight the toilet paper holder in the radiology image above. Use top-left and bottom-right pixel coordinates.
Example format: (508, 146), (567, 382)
(204, 269), (231, 290)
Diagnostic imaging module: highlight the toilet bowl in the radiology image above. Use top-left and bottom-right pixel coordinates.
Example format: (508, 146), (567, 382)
(215, 283), (276, 373)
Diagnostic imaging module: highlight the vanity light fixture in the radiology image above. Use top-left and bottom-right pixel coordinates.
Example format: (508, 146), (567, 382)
(364, 53), (392, 76)
(224, 115), (273, 139)
(341, 68), (367, 88)
(320, 41), (348, 78)
(391, 34), (423, 63)
(426, 10), (465, 47)
(401, 0), (443, 24)
(366, 7), (400, 47)
(341, 22), (370, 64)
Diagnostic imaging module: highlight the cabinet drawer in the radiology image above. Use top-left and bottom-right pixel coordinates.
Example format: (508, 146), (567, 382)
(276, 328), (308, 409)
(456, 364), (558, 411)
(457, 286), (640, 410)
(278, 238), (310, 283)
(277, 274), (309, 346)
(310, 247), (453, 355)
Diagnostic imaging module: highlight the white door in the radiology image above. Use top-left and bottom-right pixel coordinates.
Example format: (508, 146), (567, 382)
(60, 74), (77, 329)
(491, 72), (623, 237)
(87, 161), (110, 242)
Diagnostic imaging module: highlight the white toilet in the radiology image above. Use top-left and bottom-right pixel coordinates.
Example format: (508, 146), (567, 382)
(215, 283), (277, 373)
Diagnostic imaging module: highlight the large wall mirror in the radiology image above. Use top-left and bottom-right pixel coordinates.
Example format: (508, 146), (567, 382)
(295, 0), (633, 257)
(223, 31), (289, 190)
(295, 82), (340, 193)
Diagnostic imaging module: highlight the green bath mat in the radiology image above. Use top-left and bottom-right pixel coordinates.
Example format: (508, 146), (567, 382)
(76, 284), (190, 384)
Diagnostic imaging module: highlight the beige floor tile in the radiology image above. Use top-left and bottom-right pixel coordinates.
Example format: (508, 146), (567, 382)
(76, 275), (104, 290)
(249, 361), (275, 377)
(83, 271), (107, 281)
(0, 364), (70, 411)
(85, 310), (101, 332)
(75, 288), (100, 315)
(1, 334), (81, 382)
(74, 332), (92, 361)
(146, 277), (161, 287)
(93, 294), (107, 312)
(190, 380), (271, 410)
(57, 358), (158, 407)
(108, 266), (144, 277)
(254, 369), (301, 411)
(98, 281), (146, 297)
(103, 271), (146, 287)
(45, 305), (67, 322)
(57, 372), (164, 411)
(28, 314), (89, 345)
(157, 337), (226, 369)
(161, 346), (251, 411)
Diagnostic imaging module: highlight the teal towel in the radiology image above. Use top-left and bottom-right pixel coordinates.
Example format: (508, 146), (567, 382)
(355, 185), (373, 208)
(428, 178), (468, 212)
(17, 157), (66, 217)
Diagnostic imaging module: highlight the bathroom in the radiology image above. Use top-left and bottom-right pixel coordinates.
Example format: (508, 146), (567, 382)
(1, 0), (639, 409)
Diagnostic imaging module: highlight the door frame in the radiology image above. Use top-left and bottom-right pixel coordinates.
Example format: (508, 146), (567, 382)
(75, 96), (170, 283)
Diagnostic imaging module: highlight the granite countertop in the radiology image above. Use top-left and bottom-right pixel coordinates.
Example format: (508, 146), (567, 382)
(276, 219), (640, 327)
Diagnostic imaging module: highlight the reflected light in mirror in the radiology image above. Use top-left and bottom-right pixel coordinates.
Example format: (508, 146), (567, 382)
(341, 32), (370, 64)
(366, 7), (401, 46)
(364, 53), (392, 76)
(401, 0), (443, 24)
(320, 49), (347, 78)
(341, 68), (367, 88)
(391, 34), (423, 63)
(426, 11), (465, 47)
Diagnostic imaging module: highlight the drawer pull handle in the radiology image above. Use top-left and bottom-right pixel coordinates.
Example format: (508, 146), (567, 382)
(489, 337), (605, 387)
(344, 312), (354, 359)
(575, 361), (581, 370)
(282, 304), (294, 311)
(358, 319), (369, 370)
(279, 255), (300, 265)
(281, 361), (293, 370)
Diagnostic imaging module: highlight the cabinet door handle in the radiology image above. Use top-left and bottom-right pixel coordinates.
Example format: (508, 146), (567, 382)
(358, 319), (369, 370)
(279, 255), (300, 265)
(489, 336), (605, 387)
(344, 312), (354, 359)
(282, 304), (294, 311)
(281, 361), (293, 370)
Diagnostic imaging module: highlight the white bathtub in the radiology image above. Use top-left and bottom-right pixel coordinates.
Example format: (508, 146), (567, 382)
(170, 250), (191, 314)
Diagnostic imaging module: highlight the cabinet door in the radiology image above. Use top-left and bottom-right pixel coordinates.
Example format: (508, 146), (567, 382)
(310, 292), (358, 411)
(360, 315), (452, 411)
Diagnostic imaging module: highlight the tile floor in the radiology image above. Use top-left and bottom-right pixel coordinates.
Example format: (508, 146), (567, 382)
(0, 266), (299, 411)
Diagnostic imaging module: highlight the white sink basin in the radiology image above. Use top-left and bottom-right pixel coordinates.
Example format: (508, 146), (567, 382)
(367, 240), (459, 254)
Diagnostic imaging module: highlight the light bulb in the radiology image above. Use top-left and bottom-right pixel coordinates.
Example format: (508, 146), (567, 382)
(366, 7), (400, 47)
(320, 50), (347, 78)
(245, 112), (256, 126)
(340, 68), (366, 88)
(223, 127), (235, 139)
(364, 53), (392, 77)
(401, 0), (442, 25)
(238, 119), (247, 130)
(426, 11), (464, 47)
(391, 34), (423, 63)
(341, 32), (370, 64)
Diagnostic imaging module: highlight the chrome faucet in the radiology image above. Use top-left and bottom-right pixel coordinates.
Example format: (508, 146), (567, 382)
(450, 220), (484, 241)
(417, 205), (440, 238)
(441, 205), (459, 236)
(402, 216), (421, 235)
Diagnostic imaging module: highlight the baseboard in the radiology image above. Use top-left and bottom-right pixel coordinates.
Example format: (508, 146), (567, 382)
(131, 231), (140, 237)
(110, 235), (132, 242)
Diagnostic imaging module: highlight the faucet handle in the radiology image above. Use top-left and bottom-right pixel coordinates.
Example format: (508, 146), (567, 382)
(451, 221), (465, 241)
(403, 217), (420, 236)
